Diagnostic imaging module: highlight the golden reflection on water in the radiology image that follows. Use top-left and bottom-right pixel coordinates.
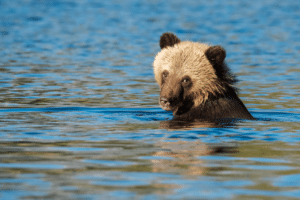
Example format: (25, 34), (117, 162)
(151, 140), (237, 177)
(159, 119), (234, 129)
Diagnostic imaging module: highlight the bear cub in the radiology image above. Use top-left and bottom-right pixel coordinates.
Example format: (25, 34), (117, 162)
(153, 32), (254, 121)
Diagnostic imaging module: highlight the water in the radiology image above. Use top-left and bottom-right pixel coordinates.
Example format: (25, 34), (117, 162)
(1, 0), (300, 199)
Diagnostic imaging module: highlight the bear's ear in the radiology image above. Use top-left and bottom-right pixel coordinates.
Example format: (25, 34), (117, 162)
(205, 46), (226, 67)
(159, 32), (181, 49)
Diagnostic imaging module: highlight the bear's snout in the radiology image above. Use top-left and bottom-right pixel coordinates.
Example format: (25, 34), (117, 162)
(159, 78), (184, 112)
(159, 92), (182, 112)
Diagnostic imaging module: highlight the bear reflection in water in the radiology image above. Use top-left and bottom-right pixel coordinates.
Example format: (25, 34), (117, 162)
(151, 140), (237, 176)
(158, 118), (239, 130)
(153, 32), (254, 122)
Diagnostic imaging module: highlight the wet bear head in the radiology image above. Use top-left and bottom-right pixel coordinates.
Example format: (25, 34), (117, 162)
(153, 32), (236, 117)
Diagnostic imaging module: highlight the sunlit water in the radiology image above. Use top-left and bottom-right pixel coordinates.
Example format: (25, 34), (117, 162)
(1, 0), (300, 199)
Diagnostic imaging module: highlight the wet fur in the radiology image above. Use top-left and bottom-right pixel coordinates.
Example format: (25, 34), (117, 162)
(153, 32), (254, 120)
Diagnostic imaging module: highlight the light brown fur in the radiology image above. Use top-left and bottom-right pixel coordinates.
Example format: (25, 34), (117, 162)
(153, 41), (227, 108)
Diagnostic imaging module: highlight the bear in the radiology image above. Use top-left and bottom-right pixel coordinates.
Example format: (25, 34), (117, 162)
(153, 32), (254, 121)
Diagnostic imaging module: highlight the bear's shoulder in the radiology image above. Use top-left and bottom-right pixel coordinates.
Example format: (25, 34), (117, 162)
(175, 94), (254, 121)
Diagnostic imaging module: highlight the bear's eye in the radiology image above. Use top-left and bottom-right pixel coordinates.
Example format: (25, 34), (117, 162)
(162, 70), (169, 79)
(182, 76), (191, 87)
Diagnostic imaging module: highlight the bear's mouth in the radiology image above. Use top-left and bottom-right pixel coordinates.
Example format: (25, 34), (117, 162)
(159, 97), (184, 114)
(159, 96), (195, 116)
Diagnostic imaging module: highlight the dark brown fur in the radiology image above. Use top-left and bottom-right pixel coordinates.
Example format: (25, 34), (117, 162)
(160, 32), (181, 49)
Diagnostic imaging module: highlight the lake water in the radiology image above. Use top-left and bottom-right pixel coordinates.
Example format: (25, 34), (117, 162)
(1, 0), (300, 199)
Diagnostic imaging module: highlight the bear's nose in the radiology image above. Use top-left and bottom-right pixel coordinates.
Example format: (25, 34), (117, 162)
(160, 97), (171, 110)
(160, 97), (169, 104)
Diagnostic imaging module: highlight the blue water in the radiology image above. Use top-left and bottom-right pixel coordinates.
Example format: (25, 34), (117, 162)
(1, 0), (300, 199)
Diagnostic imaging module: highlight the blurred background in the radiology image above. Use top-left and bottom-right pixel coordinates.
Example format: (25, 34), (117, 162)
(0, 0), (300, 199)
